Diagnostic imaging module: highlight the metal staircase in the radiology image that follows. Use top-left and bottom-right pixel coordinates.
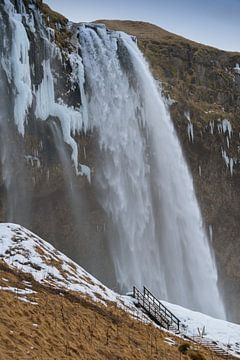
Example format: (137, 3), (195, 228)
(188, 336), (235, 359)
(132, 286), (235, 358)
(132, 286), (180, 333)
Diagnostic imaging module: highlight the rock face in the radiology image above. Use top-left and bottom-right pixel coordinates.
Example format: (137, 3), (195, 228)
(0, 1), (240, 322)
(0, 0), (114, 287)
(98, 21), (240, 322)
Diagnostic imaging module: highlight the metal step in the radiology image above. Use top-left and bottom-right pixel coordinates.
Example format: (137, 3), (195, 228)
(132, 287), (233, 359)
(132, 286), (180, 332)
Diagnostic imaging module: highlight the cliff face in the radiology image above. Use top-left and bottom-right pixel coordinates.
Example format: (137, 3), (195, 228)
(99, 21), (240, 322)
(0, 0), (114, 286)
(1, 1), (240, 322)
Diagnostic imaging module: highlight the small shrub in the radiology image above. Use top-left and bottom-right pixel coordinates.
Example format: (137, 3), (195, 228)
(188, 350), (206, 360)
(178, 342), (190, 354)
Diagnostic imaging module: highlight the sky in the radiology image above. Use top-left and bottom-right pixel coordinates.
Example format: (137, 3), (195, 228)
(45, 0), (240, 52)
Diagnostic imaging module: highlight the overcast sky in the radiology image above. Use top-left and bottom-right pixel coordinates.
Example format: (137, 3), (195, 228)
(45, 0), (240, 52)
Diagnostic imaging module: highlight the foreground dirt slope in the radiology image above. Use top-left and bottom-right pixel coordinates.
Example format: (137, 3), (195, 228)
(98, 20), (240, 323)
(0, 260), (229, 360)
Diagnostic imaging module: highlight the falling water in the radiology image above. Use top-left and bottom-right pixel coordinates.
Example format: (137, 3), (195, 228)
(0, 0), (225, 319)
(79, 26), (225, 318)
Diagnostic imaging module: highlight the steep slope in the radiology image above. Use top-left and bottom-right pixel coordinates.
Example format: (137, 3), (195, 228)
(0, 223), (240, 359)
(98, 20), (240, 323)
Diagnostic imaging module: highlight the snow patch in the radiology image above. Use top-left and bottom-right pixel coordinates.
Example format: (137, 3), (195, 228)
(0, 286), (36, 295)
(162, 300), (240, 358)
(25, 155), (41, 168)
(234, 63), (240, 74)
(0, 223), (135, 310)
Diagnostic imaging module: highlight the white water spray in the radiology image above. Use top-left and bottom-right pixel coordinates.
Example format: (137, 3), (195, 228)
(79, 25), (225, 318)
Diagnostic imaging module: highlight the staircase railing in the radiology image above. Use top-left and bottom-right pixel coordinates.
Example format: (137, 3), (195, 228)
(143, 286), (180, 331)
(133, 286), (180, 332)
(133, 287), (233, 358)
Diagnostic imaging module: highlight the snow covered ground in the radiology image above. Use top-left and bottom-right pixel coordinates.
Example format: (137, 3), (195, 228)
(163, 301), (240, 357)
(0, 223), (133, 305)
(0, 223), (239, 357)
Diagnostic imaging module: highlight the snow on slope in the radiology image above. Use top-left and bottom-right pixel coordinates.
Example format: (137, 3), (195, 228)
(163, 301), (240, 357)
(0, 223), (239, 357)
(0, 223), (134, 307)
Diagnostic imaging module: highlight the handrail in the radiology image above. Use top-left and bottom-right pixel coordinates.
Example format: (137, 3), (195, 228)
(133, 286), (180, 331)
(133, 287), (231, 357)
(143, 286), (180, 329)
(133, 287), (170, 329)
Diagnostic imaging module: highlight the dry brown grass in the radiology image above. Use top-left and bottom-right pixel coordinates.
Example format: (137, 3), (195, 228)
(97, 20), (240, 129)
(96, 20), (230, 52)
(39, 1), (67, 26)
(0, 262), (228, 360)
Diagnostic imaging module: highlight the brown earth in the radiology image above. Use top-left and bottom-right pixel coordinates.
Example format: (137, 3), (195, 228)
(0, 261), (230, 360)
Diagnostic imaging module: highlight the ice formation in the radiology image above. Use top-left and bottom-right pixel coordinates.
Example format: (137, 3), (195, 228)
(4, 0), (33, 135)
(185, 111), (194, 142)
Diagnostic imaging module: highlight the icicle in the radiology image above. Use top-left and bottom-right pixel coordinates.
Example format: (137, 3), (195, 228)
(222, 119), (232, 138)
(209, 225), (213, 243)
(4, 0), (32, 135)
(209, 120), (214, 135)
(199, 165), (202, 177)
(185, 111), (194, 142)
(35, 59), (86, 174)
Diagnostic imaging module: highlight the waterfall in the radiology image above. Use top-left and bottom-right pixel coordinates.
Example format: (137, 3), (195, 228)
(79, 25), (225, 318)
(0, 1), (225, 319)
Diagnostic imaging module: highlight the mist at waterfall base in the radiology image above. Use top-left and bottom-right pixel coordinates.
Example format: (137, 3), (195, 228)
(0, 1), (225, 320)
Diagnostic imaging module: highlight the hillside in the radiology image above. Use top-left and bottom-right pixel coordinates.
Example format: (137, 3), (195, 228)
(0, 224), (240, 359)
(99, 20), (240, 118)
(96, 20), (240, 323)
